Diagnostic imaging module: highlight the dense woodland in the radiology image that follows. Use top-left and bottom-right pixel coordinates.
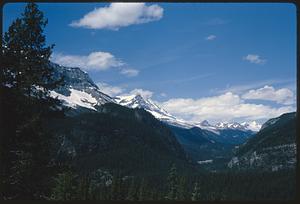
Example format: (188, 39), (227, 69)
(0, 3), (296, 200)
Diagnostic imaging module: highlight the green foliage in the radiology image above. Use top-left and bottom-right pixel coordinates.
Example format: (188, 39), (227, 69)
(138, 178), (149, 201)
(165, 164), (179, 200)
(51, 171), (78, 200)
(126, 178), (138, 201)
(191, 182), (201, 201)
(177, 176), (188, 200)
(0, 2), (64, 199)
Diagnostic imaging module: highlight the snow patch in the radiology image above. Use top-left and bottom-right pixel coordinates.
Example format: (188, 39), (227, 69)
(50, 89), (98, 110)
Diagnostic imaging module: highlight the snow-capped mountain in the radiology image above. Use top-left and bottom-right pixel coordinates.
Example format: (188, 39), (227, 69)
(115, 94), (260, 132)
(49, 62), (260, 132)
(215, 121), (261, 132)
(50, 63), (114, 111)
(114, 94), (193, 128)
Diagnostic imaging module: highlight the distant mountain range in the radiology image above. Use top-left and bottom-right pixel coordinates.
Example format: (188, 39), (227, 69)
(50, 62), (261, 132)
(115, 94), (261, 132)
(48, 62), (296, 172)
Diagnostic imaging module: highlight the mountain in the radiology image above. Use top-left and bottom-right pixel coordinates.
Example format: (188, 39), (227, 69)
(46, 63), (193, 175)
(50, 63), (114, 111)
(228, 112), (296, 171)
(47, 103), (193, 175)
(115, 94), (259, 132)
(115, 94), (256, 167)
(115, 94), (193, 128)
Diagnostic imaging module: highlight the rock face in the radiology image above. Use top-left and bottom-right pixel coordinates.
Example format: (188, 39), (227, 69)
(50, 62), (114, 110)
(228, 112), (296, 171)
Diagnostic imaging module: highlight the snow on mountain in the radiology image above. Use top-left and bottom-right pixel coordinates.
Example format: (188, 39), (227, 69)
(50, 62), (261, 132)
(115, 94), (193, 128)
(215, 121), (261, 132)
(50, 62), (114, 111)
(193, 120), (221, 135)
(115, 94), (260, 132)
(50, 88), (98, 111)
(241, 121), (262, 132)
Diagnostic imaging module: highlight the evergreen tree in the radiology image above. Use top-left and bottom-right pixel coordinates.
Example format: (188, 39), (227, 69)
(51, 171), (78, 200)
(110, 173), (122, 200)
(2, 2), (61, 96)
(126, 178), (137, 201)
(165, 164), (179, 200)
(191, 182), (201, 201)
(138, 178), (148, 201)
(178, 175), (188, 200)
(1, 2), (64, 199)
(77, 174), (91, 200)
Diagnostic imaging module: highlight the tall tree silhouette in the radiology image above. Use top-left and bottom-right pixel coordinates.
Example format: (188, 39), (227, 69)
(165, 164), (179, 200)
(1, 2), (64, 199)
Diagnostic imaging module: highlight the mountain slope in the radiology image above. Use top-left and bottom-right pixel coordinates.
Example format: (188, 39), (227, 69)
(50, 63), (114, 111)
(115, 94), (193, 128)
(228, 112), (297, 171)
(115, 94), (256, 165)
(43, 63), (194, 174)
(47, 103), (193, 175)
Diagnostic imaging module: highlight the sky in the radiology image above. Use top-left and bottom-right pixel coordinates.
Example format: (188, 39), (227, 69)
(3, 2), (297, 124)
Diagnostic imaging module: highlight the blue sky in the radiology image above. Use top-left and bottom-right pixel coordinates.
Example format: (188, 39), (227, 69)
(3, 2), (297, 124)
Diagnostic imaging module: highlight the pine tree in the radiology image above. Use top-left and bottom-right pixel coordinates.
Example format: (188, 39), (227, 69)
(1, 2), (64, 199)
(138, 178), (148, 201)
(178, 175), (188, 200)
(110, 173), (122, 200)
(126, 178), (137, 201)
(51, 171), (78, 200)
(77, 174), (91, 200)
(2, 3), (61, 97)
(191, 182), (201, 201)
(165, 164), (179, 200)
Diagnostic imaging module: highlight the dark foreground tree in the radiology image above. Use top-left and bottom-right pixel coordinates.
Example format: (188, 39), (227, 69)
(1, 2), (64, 199)
(51, 171), (78, 200)
(191, 182), (201, 201)
(165, 164), (179, 200)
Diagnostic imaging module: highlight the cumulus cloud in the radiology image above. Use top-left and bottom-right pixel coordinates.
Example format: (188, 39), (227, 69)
(242, 85), (295, 105)
(243, 54), (266, 65)
(206, 35), (216, 40)
(129, 88), (153, 99)
(160, 92), (294, 123)
(51, 52), (123, 71)
(120, 68), (139, 77)
(97, 83), (125, 96)
(70, 3), (163, 30)
(51, 52), (139, 77)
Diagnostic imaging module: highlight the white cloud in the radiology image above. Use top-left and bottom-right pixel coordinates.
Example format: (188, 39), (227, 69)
(242, 85), (295, 105)
(160, 92), (295, 123)
(215, 79), (294, 95)
(206, 35), (216, 40)
(96, 83), (125, 96)
(51, 52), (123, 71)
(129, 88), (153, 99)
(70, 3), (163, 30)
(243, 54), (266, 65)
(120, 68), (139, 77)
(160, 93), (167, 97)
